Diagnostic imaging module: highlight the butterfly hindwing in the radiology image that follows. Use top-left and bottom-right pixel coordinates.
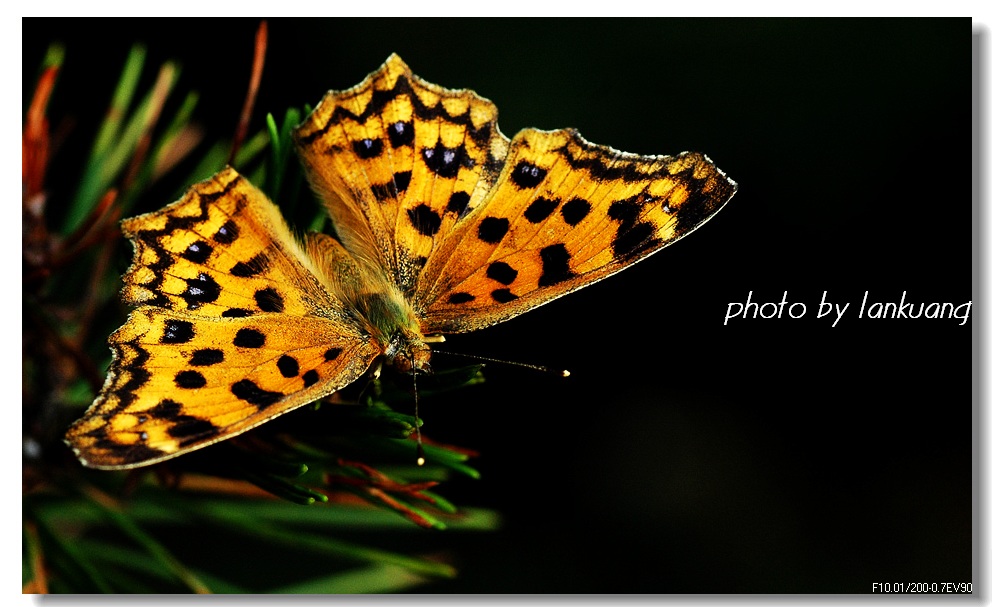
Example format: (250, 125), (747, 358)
(66, 309), (380, 469)
(120, 167), (344, 319)
(416, 128), (738, 332)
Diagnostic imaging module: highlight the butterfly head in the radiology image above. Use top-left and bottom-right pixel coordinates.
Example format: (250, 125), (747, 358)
(387, 329), (432, 376)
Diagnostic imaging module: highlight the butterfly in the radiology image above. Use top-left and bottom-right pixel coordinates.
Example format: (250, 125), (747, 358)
(65, 54), (737, 469)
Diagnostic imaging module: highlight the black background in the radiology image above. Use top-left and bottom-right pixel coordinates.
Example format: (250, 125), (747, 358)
(24, 18), (974, 593)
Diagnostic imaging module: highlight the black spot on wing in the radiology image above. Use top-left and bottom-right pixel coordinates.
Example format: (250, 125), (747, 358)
(161, 320), (194, 344)
(182, 241), (213, 264)
(231, 379), (282, 408)
(254, 288), (285, 313)
(537, 243), (576, 287)
(174, 370), (207, 389)
(213, 220), (239, 244)
(607, 199), (640, 223)
(303, 369), (319, 388)
(613, 222), (658, 258)
(146, 397), (220, 445)
(353, 137), (384, 159)
(324, 348), (342, 361)
(393, 171), (412, 192)
(371, 181), (396, 202)
(234, 328), (266, 348)
(408, 204), (442, 237)
(222, 308), (253, 318)
(486, 262), (518, 285)
(277, 355), (300, 378)
(388, 121), (414, 148)
(150, 399), (182, 418)
(446, 191), (470, 216)
(168, 417), (219, 442)
(230, 252), (270, 278)
(422, 142), (470, 178)
(560, 198), (591, 226)
(181, 273), (221, 310)
(491, 289), (518, 303)
(607, 197), (659, 258)
(448, 292), (475, 304)
(510, 162), (546, 188)
(189, 349), (224, 366)
(478, 217), (509, 244)
(524, 197), (558, 223)
(371, 173), (411, 202)
(101, 442), (167, 462)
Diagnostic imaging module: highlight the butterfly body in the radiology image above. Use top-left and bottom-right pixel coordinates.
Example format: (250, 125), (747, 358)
(66, 54), (736, 469)
(300, 227), (432, 375)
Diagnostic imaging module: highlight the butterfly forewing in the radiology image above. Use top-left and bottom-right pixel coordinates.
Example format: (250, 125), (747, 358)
(417, 128), (737, 333)
(66, 168), (385, 469)
(121, 168), (343, 320)
(294, 54), (510, 295)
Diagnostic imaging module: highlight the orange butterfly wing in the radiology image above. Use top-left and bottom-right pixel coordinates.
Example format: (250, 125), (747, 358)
(294, 55), (736, 336)
(65, 169), (382, 469)
(69, 54), (736, 469)
(417, 128), (737, 332)
(294, 53), (510, 296)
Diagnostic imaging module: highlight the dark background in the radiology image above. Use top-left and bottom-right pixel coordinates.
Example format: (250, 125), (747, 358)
(24, 18), (974, 593)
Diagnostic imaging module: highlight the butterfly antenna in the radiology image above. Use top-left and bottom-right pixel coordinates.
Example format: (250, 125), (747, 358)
(412, 368), (425, 466)
(433, 350), (570, 377)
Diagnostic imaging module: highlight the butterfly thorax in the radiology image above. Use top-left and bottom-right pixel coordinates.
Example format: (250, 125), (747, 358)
(306, 231), (432, 374)
(349, 290), (431, 374)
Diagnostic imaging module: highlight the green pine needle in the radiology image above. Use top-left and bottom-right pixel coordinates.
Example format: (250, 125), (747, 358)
(81, 487), (212, 593)
(197, 504), (458, 579)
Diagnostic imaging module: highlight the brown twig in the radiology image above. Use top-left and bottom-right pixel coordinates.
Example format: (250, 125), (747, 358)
(364, 486), (434, 528)
(23, 522), (48, 594)
(56, 189), (119, 259)
(23, 65), (58, 199)
(334, 459), (437, 492)
(23, 66), (59, 284)
(24, 189), (121, 287)
(330, 459), (442, 528)
(228, 20), (268, 165)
